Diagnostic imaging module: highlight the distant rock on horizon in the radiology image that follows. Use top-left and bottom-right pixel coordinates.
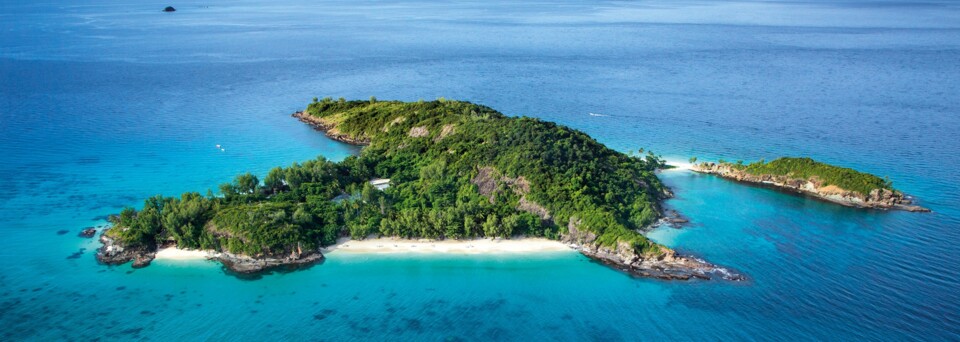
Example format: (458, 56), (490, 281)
(163, 6), (176, 12)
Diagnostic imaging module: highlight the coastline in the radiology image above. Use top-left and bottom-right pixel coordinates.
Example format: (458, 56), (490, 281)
(663, 158), (929, 212)
(148, 237), (741, 281)
(154, 247), (216, 261)
(95, 104), (743, 281)
(122, 238), (574, 262)
(321, 237), (573, 255)
(292, 111), (370, 145)
(662, 159), (696, 172)
(149, 237), (576, 263)
(691, 162), (930, 212)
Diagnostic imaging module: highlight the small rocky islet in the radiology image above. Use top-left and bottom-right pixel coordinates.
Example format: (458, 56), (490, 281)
(692, 158), (929, 212)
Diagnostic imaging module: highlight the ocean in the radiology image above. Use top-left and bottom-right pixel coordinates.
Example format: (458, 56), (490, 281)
(1, 0), (958, 340)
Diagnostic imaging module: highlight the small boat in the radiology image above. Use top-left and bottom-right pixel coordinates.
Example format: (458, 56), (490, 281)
(215, 144), (221, 149)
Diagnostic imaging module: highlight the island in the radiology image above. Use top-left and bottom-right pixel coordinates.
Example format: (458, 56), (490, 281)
(692, 158), (929, 212)
(97, 98), (743, 281)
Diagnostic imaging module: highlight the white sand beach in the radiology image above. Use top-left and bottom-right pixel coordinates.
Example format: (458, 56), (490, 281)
(154, 247), (215, 260)
(321, 237), (572, 255)
(662, 158), (696, 172)
(152, 238), (572, 259)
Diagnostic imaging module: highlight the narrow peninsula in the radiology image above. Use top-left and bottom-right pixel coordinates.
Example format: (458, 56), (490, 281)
(692, 158), (929, 212)
(98, 98), (743, 281)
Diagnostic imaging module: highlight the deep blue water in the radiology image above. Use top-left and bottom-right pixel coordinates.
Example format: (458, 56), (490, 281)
(2, 0), (959, 340)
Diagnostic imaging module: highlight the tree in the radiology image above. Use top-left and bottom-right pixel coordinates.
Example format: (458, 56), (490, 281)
(264, 167), (285, 193)
(361, 183), (377, 203)
(219, 183), (237, 198)
(689, 156), (697, 163)
(462, 214), (478, 238)
(645, 153), (664, 168)
(234, 173), (260, 195)
(292, 206), (313, 225)
(482, 214), (499, 237)
(285, 164), (306, 189)
(378, 196), (388, 215)
(501, 214), (520, 237)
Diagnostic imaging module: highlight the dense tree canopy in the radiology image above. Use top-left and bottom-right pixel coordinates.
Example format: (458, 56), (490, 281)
(106, 99), (670, 258)
(731, 157), (894, 195)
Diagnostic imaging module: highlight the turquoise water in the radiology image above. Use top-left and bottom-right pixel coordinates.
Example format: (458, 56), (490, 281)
(2, 0), (959, 340)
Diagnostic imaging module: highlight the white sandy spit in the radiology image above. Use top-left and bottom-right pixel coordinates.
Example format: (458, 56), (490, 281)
(321, 237), (572, 255)
(662, 158), (696, 172)
(154, 247), (216, 261)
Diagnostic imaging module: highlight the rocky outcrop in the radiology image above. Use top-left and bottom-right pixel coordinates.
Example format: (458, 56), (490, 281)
(517, 197), (551, 222)
(471, 166), (552, 224)
(561, 218), (744, 281)
(660, 209), (688, 228)
(292, 111), (370, 145)
(96, 227), (324, 274)
(163, 6), (176, 12)
(96, 234), (156, 268)
(692, 162), (929, 212)
(408, 126), (429, 137)
(79, 227), (97, 238)
(471, 166), (502, 201)
(434, 124), (456, 141)
(214, 251), (324, 275)
(382, 116), (406, 132)
(471, 167), (531, 200)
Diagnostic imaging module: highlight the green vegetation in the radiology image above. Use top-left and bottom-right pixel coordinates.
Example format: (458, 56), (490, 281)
(107, 99), (670, 258)
(728, 157), (894, 195)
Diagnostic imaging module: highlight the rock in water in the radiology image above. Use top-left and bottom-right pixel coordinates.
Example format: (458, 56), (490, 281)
(96, 235), (157, 268)
(163, 6), (176, 12)
(79, 227), (97, 238)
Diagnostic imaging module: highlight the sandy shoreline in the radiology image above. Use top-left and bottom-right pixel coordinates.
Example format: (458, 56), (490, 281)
(321, 237), (572, 255)
(154, 247), (216, 261)
(152, 237), (572, 260)
(662, 158), (695, 172)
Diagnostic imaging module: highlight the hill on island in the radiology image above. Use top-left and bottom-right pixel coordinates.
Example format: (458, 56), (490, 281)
(98, 98), (741, 280)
